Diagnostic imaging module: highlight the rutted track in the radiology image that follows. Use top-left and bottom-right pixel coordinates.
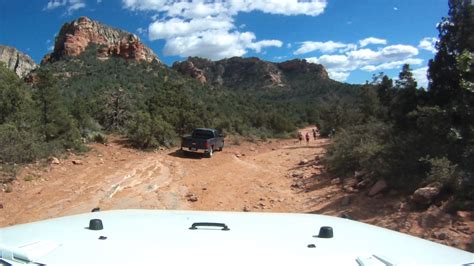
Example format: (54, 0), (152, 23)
(0, 134), (327, 226)
(1, 132), (472, 251)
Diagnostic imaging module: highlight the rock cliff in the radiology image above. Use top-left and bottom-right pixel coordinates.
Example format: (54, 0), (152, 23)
(172, 57), (329, 89)
(42, 17), (158, 64)
(0, 45), (37, 78)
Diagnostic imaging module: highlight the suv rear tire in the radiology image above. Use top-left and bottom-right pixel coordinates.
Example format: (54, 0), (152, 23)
(206, 147), (213, 158)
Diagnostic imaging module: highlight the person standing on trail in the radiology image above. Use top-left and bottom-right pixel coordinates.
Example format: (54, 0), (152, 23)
(298, 132), (303, 144)
(312, 128), (317, 140)
(305, 132), (310, 144)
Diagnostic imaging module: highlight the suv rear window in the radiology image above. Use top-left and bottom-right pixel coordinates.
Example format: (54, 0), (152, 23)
(192, 130), (214, 139)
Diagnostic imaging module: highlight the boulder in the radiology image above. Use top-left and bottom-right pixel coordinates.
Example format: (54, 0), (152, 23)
(368, 179), (388, 196)
(291, 181), (303, 189)
(72, 160), (83, 165)
(299, 159), (309, 165)
(50, 157), (60, 165)
(356, 178), (372, 189)
(412, 182), (442, 206)
(354, 170), (365, 179)
(343, 185), (357, 193)
(339, 212), (353, 220)
(330, 178), (341, 185)
(341, 196), (352, 206)
(432, 231), (448, 240)
(3, 183), (12, 193)
(291, 171), (303, 178)
(418, 206), (451, 228)
(456, 211), (471, 220)
(186, 193), (198, 202)
(343, 177), (358, 187)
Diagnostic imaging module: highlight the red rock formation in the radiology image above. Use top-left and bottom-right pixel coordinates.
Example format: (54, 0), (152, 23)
(173, 57), (330, 89)
(42, 17), (158, 64)
(172, 61), (207, 84)
(277, 59), (329, 79)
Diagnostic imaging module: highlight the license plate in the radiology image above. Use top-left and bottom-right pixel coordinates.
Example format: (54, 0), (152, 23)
(190, 147), (197, 151)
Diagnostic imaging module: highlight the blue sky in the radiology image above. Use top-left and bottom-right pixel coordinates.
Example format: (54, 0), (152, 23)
(0, 0), (448, 86)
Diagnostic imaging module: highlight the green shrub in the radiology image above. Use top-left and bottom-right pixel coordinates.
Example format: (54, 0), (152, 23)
(126, 111), (176, 149)
(323, 120), (393, 179)
(420, 156), (460, 190)
(86, 131), (108, 144)
(0, 123), (44, 163)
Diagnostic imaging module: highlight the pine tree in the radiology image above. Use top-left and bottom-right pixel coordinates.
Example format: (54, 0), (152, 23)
(396, 64), (418, 89)
(0, 64), (33, 124)
(428, 0), (474, 104)
(390, 64), (419, 128)
(425, 0), (473, 199)
(33, 69), (81, 148)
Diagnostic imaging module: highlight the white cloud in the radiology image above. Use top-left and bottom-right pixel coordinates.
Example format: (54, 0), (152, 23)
(359, 37), (387, 47)
(294, 41), (356, 55)
(361, 58), (423, 72)
(248, 40), (283, 53)
(343, 44), (418, 64)
(123, 0), (327, 59)
(162, 29), (280, 60)
(274, 55), (287, 60)
(46, 39), (54, 51)
(347, 48), (379, 61)
(163, 30), (245, 60)
(45, 0), (66, 10)
(44, 0), (85, 14)
(123, 0), (327, 17)
(136, 27), (147, 36)
(148, 15), (282, 59)
(67, 0), (86, 13)
(307, 55), (351, 81)
(234, 1), (327, 16)
(305, 42), (422, 82)
(306, 54), (350, 70)
(380, 44), (418, 59)
(412, 66), (429, 88)
(418, 37), (438, 53)
(149, 17), (234, 40)
(327, 71), (350, 82)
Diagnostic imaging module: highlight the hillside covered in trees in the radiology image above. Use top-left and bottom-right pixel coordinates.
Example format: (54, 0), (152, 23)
(0, 41), (360, 162)
(323, 0), (473, 208)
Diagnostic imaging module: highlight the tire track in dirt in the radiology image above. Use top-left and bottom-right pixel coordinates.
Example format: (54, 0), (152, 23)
(1, 132), (326, 226)
(1, 130), (472, 251)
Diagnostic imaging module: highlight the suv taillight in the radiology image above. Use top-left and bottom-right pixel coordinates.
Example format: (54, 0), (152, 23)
(204, 141), (209, 149)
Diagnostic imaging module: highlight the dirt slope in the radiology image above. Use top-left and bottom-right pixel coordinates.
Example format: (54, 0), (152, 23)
(0, 129), (472, 251)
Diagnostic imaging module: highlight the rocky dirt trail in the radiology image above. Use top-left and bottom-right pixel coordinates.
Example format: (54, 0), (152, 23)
(0, 129), (472, 251)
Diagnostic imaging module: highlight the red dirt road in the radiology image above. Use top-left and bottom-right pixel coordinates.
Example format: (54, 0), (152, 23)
(1, 130), (472, 251)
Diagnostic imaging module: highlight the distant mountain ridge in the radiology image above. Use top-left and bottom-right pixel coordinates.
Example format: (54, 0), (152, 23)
(0, 45), (37, 78)
(10, 16), (336, 92)
(173, 56), (330, 90)
(42, 16), (159, 64)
